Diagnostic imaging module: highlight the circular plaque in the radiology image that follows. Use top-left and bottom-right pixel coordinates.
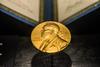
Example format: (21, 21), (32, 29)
(31, 21), (71, 53)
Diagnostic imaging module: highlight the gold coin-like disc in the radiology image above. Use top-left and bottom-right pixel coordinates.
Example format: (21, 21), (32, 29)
(31, 21), (71, 53)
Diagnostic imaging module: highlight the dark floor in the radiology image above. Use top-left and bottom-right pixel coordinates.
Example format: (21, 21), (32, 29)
(1, 35), (100, 67)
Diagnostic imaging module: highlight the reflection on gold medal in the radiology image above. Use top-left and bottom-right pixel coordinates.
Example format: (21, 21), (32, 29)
(31, 21), (71, 53)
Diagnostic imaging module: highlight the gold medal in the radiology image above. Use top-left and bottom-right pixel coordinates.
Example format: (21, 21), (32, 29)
(31, 21), (71, 53)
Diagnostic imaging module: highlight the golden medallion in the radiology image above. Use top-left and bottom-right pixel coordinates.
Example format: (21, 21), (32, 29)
(31, 21), (71, 53)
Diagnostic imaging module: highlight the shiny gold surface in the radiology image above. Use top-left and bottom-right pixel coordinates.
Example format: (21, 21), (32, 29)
(31, 21), (71, 53)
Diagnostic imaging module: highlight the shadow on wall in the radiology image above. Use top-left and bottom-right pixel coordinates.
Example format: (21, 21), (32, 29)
(31, 52), (72, 67)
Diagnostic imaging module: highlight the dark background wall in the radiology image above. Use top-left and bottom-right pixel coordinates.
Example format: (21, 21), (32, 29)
(68, 8), (100, 35)
(0, 12), (33, 36)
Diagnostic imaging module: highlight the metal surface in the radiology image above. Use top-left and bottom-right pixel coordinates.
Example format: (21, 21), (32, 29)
(31, 21), (71, 53)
